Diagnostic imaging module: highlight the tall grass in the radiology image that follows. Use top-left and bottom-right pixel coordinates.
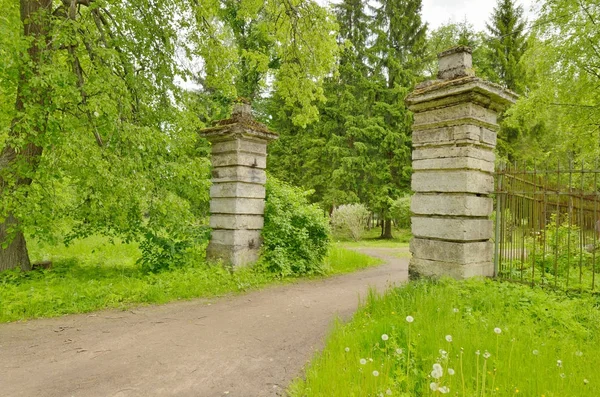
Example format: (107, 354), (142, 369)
(289, 278), (600, 396)
(0, 239), (380, 323)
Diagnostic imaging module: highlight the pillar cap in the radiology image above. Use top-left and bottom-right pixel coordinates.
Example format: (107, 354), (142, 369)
(437, 46), (474, 80)
(200, 102), (279, 143)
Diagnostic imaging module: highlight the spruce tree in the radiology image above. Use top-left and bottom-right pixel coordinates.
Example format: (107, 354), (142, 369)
(486, 0), (528, 93)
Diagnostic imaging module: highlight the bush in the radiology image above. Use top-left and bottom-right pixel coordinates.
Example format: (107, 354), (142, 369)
(331, 203), (370, 241)
(390, 195), (411, 229)
(260, 177), (330, 277)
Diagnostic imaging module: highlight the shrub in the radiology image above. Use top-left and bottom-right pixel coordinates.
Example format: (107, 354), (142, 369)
(260, 177), (330, 277)
(331, 203), (370, 241)
(390, 195), (411, 229)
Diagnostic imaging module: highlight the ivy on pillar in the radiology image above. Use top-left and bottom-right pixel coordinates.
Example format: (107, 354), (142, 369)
(406, 46), (517, 279)
(200, 102), (278, 268)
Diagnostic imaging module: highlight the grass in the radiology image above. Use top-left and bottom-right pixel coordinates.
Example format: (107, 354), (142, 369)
(288, 278), (600, 397)
(0, 238), (381, 323)
(336, 228), (412, 249)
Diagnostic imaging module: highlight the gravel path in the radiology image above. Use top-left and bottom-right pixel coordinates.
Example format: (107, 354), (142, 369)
(0, 247), (409, 397)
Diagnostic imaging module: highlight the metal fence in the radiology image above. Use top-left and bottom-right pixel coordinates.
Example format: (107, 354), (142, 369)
(494, 162), (600, 292)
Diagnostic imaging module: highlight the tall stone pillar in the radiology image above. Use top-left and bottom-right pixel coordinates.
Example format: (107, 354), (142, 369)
(406, 47), (517, 279)
(200, 103), (278, 267)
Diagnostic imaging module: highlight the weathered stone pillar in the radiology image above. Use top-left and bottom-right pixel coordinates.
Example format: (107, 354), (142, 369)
(406, 47), (517, 279)
(200, 103), (278, 267)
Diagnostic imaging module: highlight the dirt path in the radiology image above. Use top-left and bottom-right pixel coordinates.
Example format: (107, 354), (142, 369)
(0, 247), (408, 397)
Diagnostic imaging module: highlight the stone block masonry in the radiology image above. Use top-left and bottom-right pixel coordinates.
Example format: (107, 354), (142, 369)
(406, 46), (517, 279)
(200, 103), (278, 268)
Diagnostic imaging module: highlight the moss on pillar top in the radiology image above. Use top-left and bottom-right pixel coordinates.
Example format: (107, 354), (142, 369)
(200, 103), (279, 143)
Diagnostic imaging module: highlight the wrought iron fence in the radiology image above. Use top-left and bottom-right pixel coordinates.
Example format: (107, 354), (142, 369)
(494, 162), (600, 292)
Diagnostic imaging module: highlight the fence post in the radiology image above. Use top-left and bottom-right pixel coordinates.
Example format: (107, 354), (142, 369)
(494, 164), (504, 277)
(406, 47), (517, 279)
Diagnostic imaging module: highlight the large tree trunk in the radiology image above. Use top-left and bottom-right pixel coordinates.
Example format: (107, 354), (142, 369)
(381, 219), (393, 240)
(0, 0), (52, 271)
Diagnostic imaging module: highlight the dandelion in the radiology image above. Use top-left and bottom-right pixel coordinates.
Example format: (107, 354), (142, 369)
(560, 373), (566, 379)
(448, 368), (455, 376)
(396, 348), (403, 355)
(494, 327), (502, 335)
(406, 315), (414, 323)
(445, 335), (453, 343)
(475, 350), (481, 356)
(386, 390), (392, 396)
(438, 386), (450, 394)
(533, 350), (539, 356)
(372, 370), (379, 377)
(381, 334), (389, 341)
(430, 382), (439, 391)
(557, 360), (562, 368)
(575, 351), (583, 357)
(453, 308), (459, 313)
(360, 358), (367, 365)
(483, 351), (491, 359)
(431, 363), (444, 379)
(345, 347), (350, 352)
(584, 379), (589, 385)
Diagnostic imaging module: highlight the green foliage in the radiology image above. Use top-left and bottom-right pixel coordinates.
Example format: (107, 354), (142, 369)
(0, 236), (374, 322)
(260, 177), (330, 277)
(268, 0), (424, 219)
(331, 203), (370, 241)
(289, 278), (600, 396)
(390, 195), (411, 229)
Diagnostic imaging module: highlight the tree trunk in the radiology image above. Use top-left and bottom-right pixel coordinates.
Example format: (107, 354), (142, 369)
(381, 219), (393, 239)
(0, 0), (52, 271)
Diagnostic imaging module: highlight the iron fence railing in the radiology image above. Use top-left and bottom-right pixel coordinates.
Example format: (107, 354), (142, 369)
(494, 162), (600, 292)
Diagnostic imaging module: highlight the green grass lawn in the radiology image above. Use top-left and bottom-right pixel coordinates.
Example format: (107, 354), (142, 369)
(0, 238), (381, 323)
(335, 228), (412, 249)
(288, 278), (600, 397)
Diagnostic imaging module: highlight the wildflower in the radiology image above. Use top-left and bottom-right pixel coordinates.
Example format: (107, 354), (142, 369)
(360, 358), (367, 365)
(557, 360), (562, 368)
(369, 358), (373, 362)
(430, 382), (439, 391)
(475, 350), (481, 356)
(345, 347), (350, 352)
(386, 390), (392, 396)
(381, 334), (389, 341)
(532, 350), (539, 356)
(453, 308), (459, 313)
(372, 370), (379, 377)
(494, 327), (502, 335)
(396, 348), (403, 355)
(448, 368), (455, 376)
(575, 351), (583, 357)
(431, 363), (443, 379)
(445, 335), (453, 343)
(438, 386), (450, 394)
(560, 373), (566, 379)
(483, 351), (491, 359)
(406, 315), (414, 323)
(584, 379), (589, 385)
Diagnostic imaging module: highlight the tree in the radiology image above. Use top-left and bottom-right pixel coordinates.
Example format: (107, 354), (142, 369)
(0, 0), (338, 271)
(486, 0), (528, 93)
(505, 0), (600, 164)
(269, 0), (427, 239)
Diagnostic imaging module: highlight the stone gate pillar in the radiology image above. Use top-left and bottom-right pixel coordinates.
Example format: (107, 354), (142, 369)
(200, 103), (278, 267)
(406, 47), (517, 279)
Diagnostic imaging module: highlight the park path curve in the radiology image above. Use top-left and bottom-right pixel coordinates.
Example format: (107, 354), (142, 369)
(0, 247), (408, 397)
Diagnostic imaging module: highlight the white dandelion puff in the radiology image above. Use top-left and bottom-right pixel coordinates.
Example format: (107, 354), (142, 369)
(406, 315), (414, 323)
(453, 308), (459, 313)
(438, 386), (450, 394)
(345, 347), (350, 352)
(396, 348), (403, 355)
(448, 368), (455, 376)
(445, 335), (453, 343)
(360, 358), (367, 365)
(372, 370), (379, 377)
(386, 390), (392, 396)
(494, 327), (502, 335)
(483, 351), (491, 359)
(431, 363), (443, 379)
(430, 382), (439, 391)
(575, 351), (583, 357)
(557, 360), (563, 368)
(533, 350), (539, 356)
(381, 334), (389, 341)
